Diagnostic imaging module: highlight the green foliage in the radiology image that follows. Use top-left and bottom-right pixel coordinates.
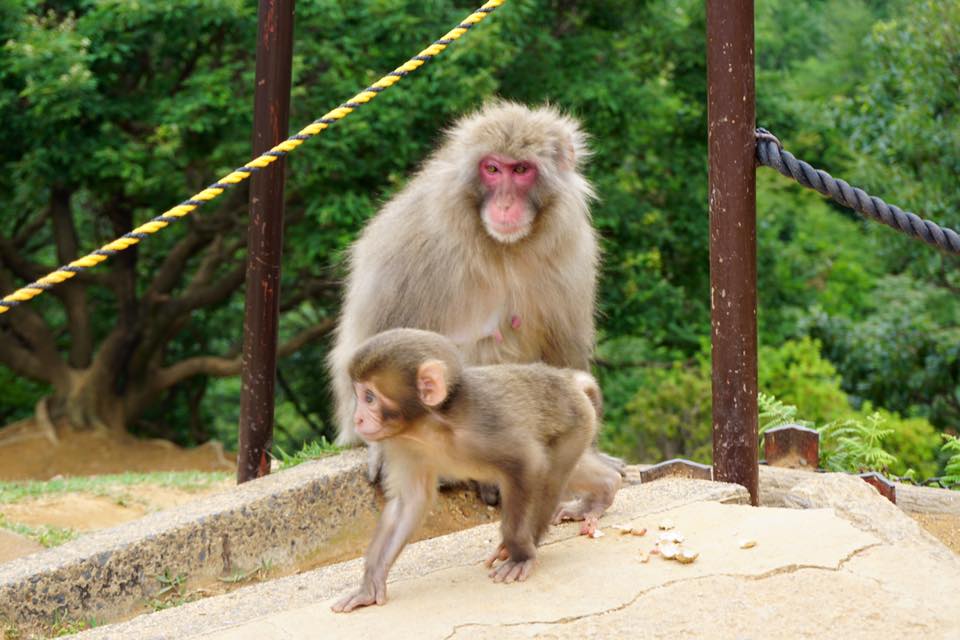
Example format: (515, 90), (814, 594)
(217, 560), (274, 584)
(0, 470), (229, 504)
(0, 513), (77, 547)
(612, 360), (712, 465)
(0, 369), (47, 425)
(941, 434), (960, 487)
(875, 408), (940, 479)
(147, 569), (196, 611)
(759, 337), (850, 424)
(204, 374), (334, 457)
(608, 336), (940, 480)
(758, 392), (806, 433)
(839, 1), (960, 278)
(807, 274), (960, 429)
(756, 172), (883, 343)
(273, 438), (340, 470)
(49, 612), (98, 637)
(757, 337), (941, 478)
(757, 391), (811, 458)
(818, 412), (897, 474)
(759, 392), (940, 480)
(605, 338), (847, 464)
(0, 0), (955, 481)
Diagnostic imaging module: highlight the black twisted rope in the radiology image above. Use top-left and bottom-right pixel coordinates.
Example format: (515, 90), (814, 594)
(755, 129), (960, 255)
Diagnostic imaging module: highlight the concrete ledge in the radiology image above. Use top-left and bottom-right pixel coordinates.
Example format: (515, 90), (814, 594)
(71, 479), (750, 639)
(759, 465), (960, 514)
(69, 473), (960, 640)
(5, 452), (957, 638)
(0, 450), (375, 632)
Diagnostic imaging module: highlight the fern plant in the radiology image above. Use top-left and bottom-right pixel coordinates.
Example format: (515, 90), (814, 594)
(758, 392), (805, 433)
(757, 392), (813, 454)
(818, 413), (898, 474)
(758, 393), (901, 475)
(941, 434), (960, 487)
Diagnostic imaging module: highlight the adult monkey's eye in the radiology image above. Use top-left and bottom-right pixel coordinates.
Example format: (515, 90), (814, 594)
(364, 389), (375, 404)
(513, 164), (528, 175)
(485, 164), (499, 174)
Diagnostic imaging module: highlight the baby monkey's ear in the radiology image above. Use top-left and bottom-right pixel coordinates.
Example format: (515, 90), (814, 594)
(416, 359), (449, 407)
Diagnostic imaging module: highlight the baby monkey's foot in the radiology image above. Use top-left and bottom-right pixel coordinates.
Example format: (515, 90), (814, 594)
(553, 500), (603, 536)
(552, 498), (596, 523)
(331, 577), (386, 613)
(483, 544), (535, 583)
(489, 557), (535, 583)
(579, 515), (600, 536)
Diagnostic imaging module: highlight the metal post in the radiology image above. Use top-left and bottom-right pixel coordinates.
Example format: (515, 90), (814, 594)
(706, 0), (759, 505)
(237, 0), (295, 484)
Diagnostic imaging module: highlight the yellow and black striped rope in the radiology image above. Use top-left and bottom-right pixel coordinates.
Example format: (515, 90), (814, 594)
(0, 0), (506, 315)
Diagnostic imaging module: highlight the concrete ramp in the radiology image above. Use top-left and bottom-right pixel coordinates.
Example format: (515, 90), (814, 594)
(70, 473), (960, 640)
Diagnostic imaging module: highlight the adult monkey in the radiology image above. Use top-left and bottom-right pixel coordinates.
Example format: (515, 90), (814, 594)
(329, 100), (601, 494)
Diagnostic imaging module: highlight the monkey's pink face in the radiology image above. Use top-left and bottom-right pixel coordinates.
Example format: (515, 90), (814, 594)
(478, 155), (539, 243)
(353, 382), (402, 442)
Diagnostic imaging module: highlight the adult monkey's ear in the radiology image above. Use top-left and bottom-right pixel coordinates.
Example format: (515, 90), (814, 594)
(416, 360), (448, 407)
(556, 136), (576, 172)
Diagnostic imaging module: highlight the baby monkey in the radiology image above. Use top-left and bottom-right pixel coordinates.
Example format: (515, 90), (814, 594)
(332, 328), (620, 613)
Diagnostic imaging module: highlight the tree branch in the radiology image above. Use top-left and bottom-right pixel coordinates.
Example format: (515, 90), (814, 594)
(50, 186), (94, 367)
(131, 248), (245, 375)
(0, 269), (65, 380)
(144, 182), (246, 302)
(144, 230), (211, 299)
(0, 237), (47, 283)
(178, 259), (246, 312)
(280, 276), (340, 312)
(104, 197), (140, 327)
(148, 319), (334, 393)
(0, 235), (109, 289)
(14, 213), (49, 245)
(0, 328), (50, 382)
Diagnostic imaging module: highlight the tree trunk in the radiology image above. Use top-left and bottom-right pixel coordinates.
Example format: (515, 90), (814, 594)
(47, 368), (126, 433)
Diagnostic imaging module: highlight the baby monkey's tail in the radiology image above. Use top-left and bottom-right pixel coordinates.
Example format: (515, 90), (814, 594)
(572, 371), (603, 419)
(573, 371), (628, 479)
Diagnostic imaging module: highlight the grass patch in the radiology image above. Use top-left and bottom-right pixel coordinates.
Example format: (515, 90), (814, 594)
(50, 613), (99, 637)
(2, 621), (21, 640)
(0, 514), (77, 547)
(273, 439), (340, 469)
(146, 569), (200, 612)
(218, 560), (275, 585)
(0, 471), (231, 504)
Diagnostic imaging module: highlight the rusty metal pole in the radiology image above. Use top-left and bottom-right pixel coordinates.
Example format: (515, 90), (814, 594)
(237, 0), (295, 484)
(707, 0), (759, 505)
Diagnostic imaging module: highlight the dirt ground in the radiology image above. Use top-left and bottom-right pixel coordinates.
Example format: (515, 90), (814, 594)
(0, 418), (234, 481)
(909, 512), (960, 554)
(0, 419), (500, 571)
(0, 418), (236, 563)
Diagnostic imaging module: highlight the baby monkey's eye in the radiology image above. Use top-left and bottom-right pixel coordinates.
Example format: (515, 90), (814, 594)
(513, 164), (528, 175)
(485, 164), (499, 174)
(364, 389), (376, 404)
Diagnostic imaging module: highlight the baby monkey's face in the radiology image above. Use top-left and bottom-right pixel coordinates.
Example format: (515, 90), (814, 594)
(352, 381), (404, 442)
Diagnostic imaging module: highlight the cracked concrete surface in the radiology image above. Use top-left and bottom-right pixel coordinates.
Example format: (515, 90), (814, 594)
(195, 501), (878, 640)
(68, 471), (960, 640)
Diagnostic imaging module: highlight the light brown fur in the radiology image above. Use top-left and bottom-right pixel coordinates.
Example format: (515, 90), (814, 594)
(333, 330), (619, 613)
(328, 101), (598, 453)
